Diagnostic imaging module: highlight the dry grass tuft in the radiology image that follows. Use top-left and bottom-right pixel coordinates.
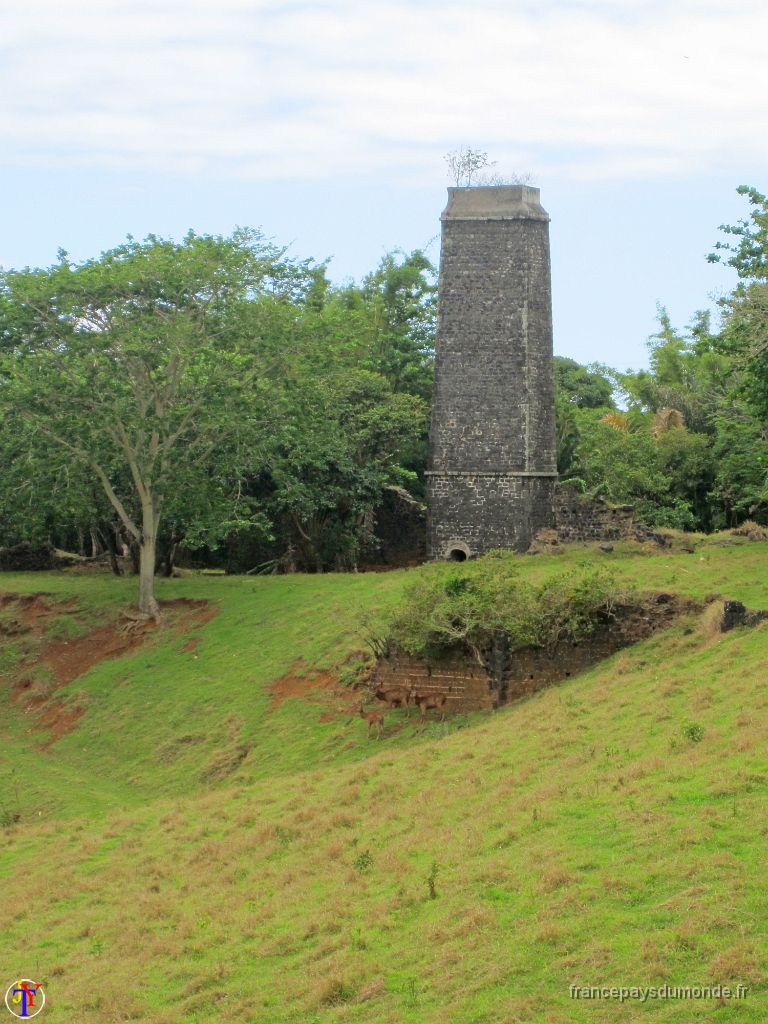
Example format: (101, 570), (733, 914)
(353, 976), (386, 1004)
(708, 942), (764, 984)
(699, 601), (725, 643)
(537, 867), (572, 894)
(674, 920), (700, 950)
(315, 976), (357, 1006)
(691, 685), (714, 711)
(734, 729), (759, 752)
(198, 743), (251, 783)
(600, 875), (626, 891)
(453, 906), (496, 937)
(534, 921), (561, 943)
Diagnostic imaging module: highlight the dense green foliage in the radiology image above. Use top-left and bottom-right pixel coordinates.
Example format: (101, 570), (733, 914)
(0, 239), (435, 579)
(388, 553), (621, 659)
(555, 185), (768, 532)
(554, 356), (615, 409)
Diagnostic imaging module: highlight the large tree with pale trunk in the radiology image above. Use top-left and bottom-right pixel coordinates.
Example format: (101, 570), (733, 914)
(0, 230), (291, 618)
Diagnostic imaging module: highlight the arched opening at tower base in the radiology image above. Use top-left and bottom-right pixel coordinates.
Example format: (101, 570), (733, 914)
(443, 540), (471, 562)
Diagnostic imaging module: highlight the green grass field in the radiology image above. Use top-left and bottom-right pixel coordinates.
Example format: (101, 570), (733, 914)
(1, 537), (767, 1022)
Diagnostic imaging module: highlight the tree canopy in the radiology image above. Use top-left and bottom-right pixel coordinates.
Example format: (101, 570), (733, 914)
(0, 234), (435, 604)
(554, 186), (768, 532)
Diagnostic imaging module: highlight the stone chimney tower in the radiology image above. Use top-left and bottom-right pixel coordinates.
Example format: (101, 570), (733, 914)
(426, 185), (558, 560)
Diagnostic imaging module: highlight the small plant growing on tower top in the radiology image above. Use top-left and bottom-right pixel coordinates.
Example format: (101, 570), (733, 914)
(444, 147), (536, 187)
(444, 146), (495, 186)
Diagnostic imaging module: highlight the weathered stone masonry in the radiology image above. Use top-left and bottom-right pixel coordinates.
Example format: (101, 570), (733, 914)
(554, 486), (637, 543)
(427, 186), (558, 559)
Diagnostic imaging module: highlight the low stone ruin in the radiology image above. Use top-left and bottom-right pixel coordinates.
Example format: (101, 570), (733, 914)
(0, 541), (76, 572)
(721, 600), (768, 632)
(371, 593), (700, 713)
(360, 486), (426, 569)
(547, 484), (673, 547)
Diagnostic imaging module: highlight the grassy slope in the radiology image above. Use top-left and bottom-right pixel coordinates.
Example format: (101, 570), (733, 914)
(0, 571), (414, 819)
(0, 539), (767, 1022)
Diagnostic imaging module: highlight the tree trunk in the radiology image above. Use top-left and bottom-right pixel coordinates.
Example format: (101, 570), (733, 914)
(129, 540), (141, 575)
(138, 502), (161, 619)
(101, 524), (122, 576)
(164, 533), (183, 577)
(90, 527), (103, 558)
(154, 531), (184, 577)
(76, 526), (86, 558)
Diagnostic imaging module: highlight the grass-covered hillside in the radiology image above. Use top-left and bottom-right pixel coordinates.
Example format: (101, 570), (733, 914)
(1, 537), (767, 1022)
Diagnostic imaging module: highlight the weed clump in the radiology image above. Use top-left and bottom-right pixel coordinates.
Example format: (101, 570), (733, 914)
(386, 553), (625, 661)
(338, 648), (374, 688)
(353, 849), (373, 872)
(426, 861), (439, 899)
(682, 721), (705, 743)
(317, 977), (356, 1006)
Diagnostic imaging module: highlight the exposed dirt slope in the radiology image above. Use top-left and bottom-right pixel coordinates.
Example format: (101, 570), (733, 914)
(0, 591), (217, 746)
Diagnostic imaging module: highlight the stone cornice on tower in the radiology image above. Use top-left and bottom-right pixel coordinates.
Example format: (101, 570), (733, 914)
(441, 185), (550, 223)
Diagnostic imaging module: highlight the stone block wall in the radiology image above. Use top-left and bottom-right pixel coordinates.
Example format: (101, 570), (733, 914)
(553, 485), (638, 543)
(427, 473), (555, 559)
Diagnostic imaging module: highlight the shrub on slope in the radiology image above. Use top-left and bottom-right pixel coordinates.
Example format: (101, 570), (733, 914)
(388, 552), (627, 660)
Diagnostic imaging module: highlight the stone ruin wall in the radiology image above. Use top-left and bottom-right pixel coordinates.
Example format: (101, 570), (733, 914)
(371, 595), (699, 713)
(372, 650), (495, 713)
(370, 483), (658, 567)
(552, 485), (639, 543)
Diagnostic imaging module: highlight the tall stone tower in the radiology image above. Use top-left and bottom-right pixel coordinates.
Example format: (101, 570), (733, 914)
(426, 185), (558, 560)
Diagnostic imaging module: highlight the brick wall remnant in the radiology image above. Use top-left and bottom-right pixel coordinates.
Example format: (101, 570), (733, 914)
(372, 648), (495, 713)
(372, 594), (700, 712)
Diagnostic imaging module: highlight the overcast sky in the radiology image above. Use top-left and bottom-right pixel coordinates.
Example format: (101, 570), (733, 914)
(1, 0), (766, 368)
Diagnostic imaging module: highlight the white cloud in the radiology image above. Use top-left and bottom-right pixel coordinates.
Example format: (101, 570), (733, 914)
(0, 0), (766, 181)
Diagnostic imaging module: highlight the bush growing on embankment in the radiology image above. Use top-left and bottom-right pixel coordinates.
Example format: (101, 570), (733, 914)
(386, 551), (629, 661)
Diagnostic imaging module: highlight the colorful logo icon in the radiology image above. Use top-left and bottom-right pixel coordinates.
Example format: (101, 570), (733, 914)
(5, 982), (44, 1019)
